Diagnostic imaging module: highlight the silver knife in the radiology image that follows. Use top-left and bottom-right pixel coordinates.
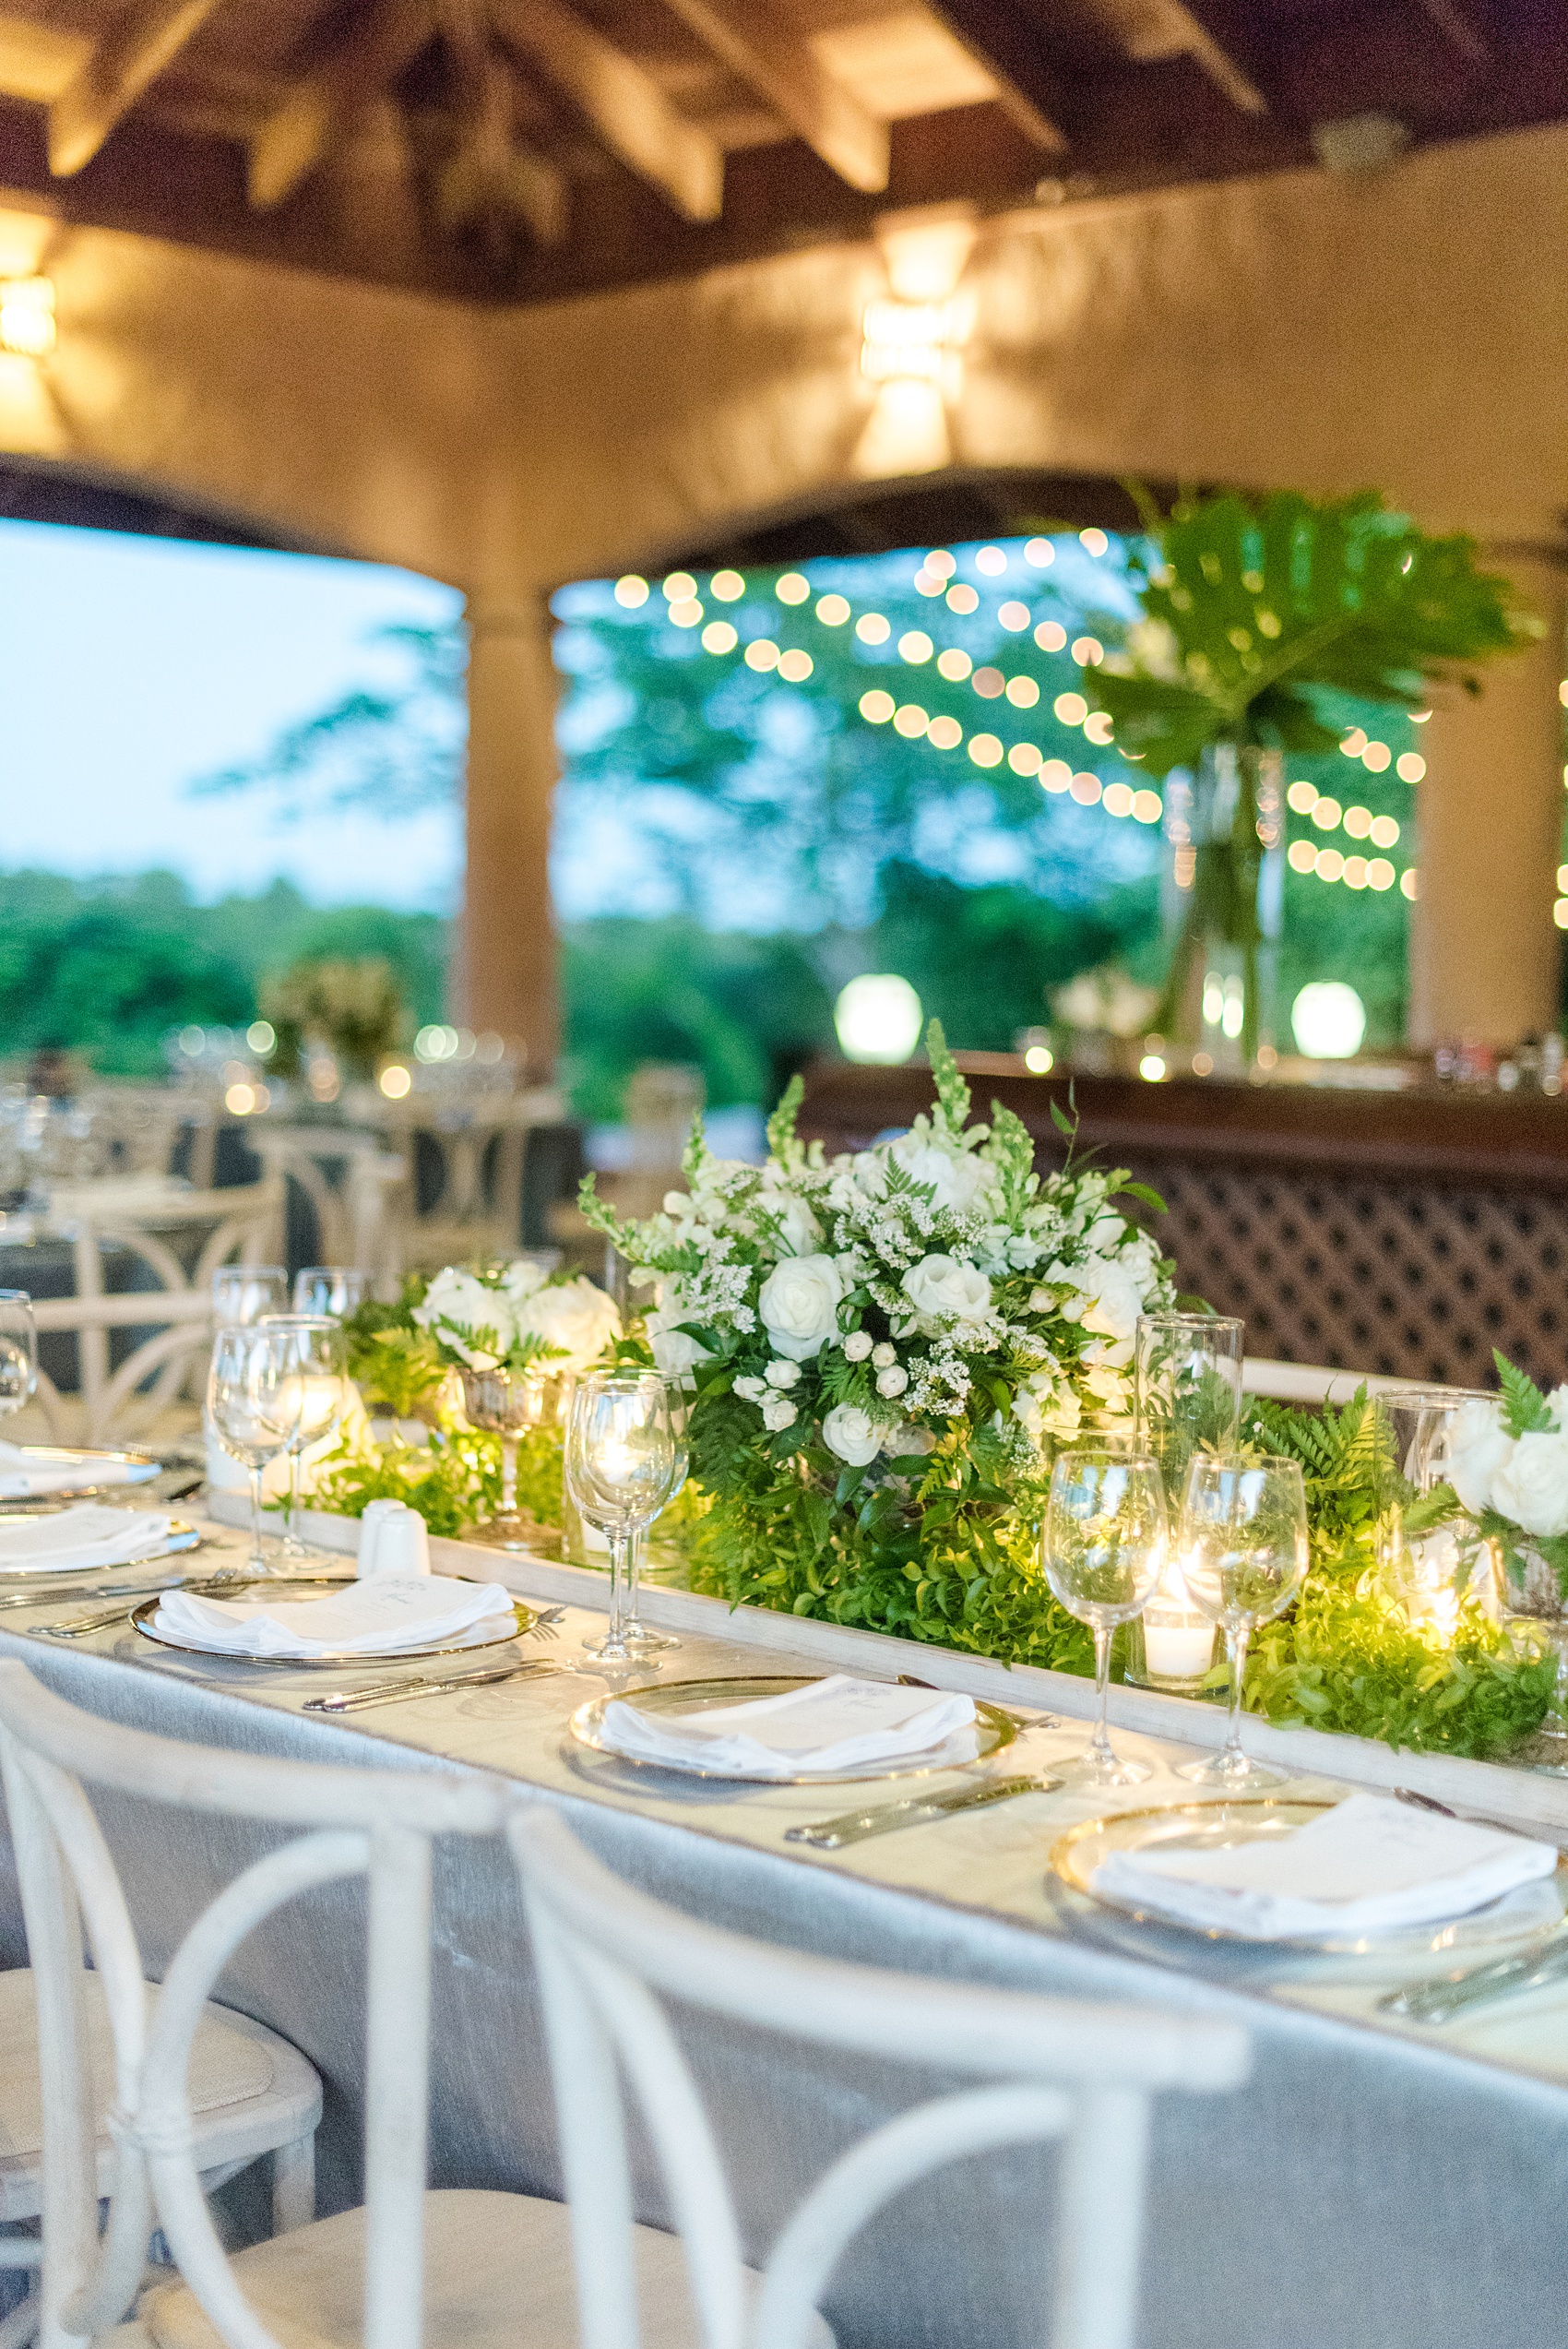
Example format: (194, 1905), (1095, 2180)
(303, 1658), (560, 1714)
(1380, 1934), (1568, 2025)
(785, 1773), (1061, 1850)
(30, 1568), (247, 1638)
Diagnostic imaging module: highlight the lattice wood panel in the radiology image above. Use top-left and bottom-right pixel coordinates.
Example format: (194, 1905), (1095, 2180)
(1130, 1160), (1568, 1389)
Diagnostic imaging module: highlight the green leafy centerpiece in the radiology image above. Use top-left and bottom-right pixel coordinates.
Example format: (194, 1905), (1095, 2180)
(581, 1024), (1175, 1670)
(1087, 488), (1535, 1056)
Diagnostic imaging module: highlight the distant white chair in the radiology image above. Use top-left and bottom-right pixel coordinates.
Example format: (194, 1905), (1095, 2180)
(23, 1180), (283, 1447)
(1242, 1356), (1426, 1406)
(509, 1805), (1252, 2349)
(0, 1667), (324, 2349)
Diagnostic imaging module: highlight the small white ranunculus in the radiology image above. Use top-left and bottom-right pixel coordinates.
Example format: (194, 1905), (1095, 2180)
(517, 1276), (622, 1372)
(901, 1254), (992, 1326)
(1491, 1429), (1568, 1538)
(733, 1375), (767, 1401)
(843, 1330), (873, 1363)
(871, 1341), (897, 1370)
(761, 1395), (798, 1433)
(1447, 1401), (1515, 1517)
(876, 1365), (909, 1398)
(413, 1270), (516, 1369)
(765, 1359), (801, 1389)
(821, 1402), (883, 1465)
(758, 1253), (845, 1361)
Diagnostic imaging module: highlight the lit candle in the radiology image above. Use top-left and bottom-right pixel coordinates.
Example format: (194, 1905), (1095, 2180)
(1140, 1550), (1216, 1683)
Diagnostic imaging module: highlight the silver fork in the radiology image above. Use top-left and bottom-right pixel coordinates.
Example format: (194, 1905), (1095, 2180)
(524, 1605), (564, 1640)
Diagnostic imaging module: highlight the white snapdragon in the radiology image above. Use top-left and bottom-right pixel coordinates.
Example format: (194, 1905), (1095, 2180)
(842, 1330), (873, 1363)
(765, 1359), (801, 1389)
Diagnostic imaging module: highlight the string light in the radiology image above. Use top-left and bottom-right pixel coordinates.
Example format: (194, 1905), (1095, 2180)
(1083, 713), (1114, 745)
(1040, 760), (1072, 793)
(702, 621), (737, 653)
(1401, 870), (1419, 900)
(894, 703), (929, 736)
(976, 547), (1007, 575)
(925, 551), (956, 578)
(861, 689), (895, 722)
(1312, 795), (1342, 829)
(711, 571), (745, 602)
(928, 716), (962, 749)
(1362, 741), (1392, 772)
(745, 639), (779, 671)
(1080, 529), (1109, 556)
(1556, 900), (1568, 930)
(1071, 636), (1103, 665)
(777, 573), (810, 605)
(856, 613), (891, 644)
(1035, 621), (1067, 652)
(663, 573), (696, 602)
(969, 733), (1004, 767)
(898, 631), (933, 663)
(670, 598), (702, 627)
(1054, 691), (1087, 725)
(816, 593), (850, 625)
(1396, 752), (1425, 781)
(936, 648), (971, 680)
(1009, 743), (1041, 774)
(614, 575), (649, 607)
(778, 649), (813, 682)
(1071, 773), (1102, 804)
(1286, 780), (1316, 812)
(1024, 539), (1054, 567)
(973, 668), (1004, 698)
(945, 583), (979, 614)
(1006, 676), (1039, 708)
(999, 601), (1030, 630)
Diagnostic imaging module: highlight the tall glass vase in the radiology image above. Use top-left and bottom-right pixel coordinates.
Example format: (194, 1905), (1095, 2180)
(1159, 742), (1284, 1071)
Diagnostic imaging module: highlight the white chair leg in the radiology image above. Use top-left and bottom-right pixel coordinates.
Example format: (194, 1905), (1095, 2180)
(271, 2133), (315, 2234)
(0, 2285), (41, 2349)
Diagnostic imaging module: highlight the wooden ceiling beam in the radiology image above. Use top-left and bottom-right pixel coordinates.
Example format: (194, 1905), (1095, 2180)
(924, 0), (1073, 149)
(434, 4), (569, 249)
(49, 0), (221, 175)
(249, 0), (436, 210)
(658, 0), (888, 192)
(490, 0), (723, 221)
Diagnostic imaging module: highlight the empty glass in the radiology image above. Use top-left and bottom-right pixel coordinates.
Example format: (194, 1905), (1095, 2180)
(292, 1267), (370, 1318)
(1127, 1313), (1244, 1691)
(259, 1315), (348, 1562)
(1177, 1456), (1309, 1788)
(207, 1323), (295, 1572)
(623, 1402), (688, 1655)
(212, 1265), (287, 1326)
(0, 1292), (37, 1425)
(459, 1366), (556, 1553)
(1042, 1449), (1169, 1786)
(564, 1371), (678, 1666)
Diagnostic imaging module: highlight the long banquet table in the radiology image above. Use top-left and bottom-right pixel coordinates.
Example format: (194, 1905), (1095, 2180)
(4, 1505), (1568, 2349)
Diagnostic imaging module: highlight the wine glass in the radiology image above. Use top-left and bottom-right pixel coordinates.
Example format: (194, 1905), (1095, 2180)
(0, 1292), (38, 1428)
(564, 1371), (677, 1666)
(623, 1401), (688, 1654)
(459, 1365), (555, 1553)
(1042, 1449), (1169, 1787)
(207, 1323), (295, 1573)
(292, 1267), (370, 1318)
(212, 1265), (287, 1326)
(259, 1315), (347, 1563)
(1177, 1455), (1309, 1789)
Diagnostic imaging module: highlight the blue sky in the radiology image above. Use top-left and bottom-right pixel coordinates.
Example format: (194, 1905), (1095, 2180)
(0, 519), (464, 908)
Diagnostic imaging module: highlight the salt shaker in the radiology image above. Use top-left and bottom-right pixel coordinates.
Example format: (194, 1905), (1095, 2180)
(357, 1499), (431, 1578)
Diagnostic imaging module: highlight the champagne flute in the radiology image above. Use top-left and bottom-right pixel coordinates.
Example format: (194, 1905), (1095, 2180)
(1177, 1455), (1309, 1789)
(564, 1371), (677, 1666)
(0, 1292), (38, 1428)
(1042, 1449), (1168, 1787)
(207, 1323), (294, 1573)
(211, 1265), (287, 1326)
(292, 1267), (370, 1318)
(259, 1315), (347, 1563)
(623, 1402), (688, 1654)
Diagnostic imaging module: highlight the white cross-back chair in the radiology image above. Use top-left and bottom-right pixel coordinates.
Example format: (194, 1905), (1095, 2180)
(508, 1805), (1252, 2349)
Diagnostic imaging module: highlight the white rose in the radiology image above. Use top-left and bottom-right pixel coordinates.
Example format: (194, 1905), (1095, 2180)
(901, 1254), (992, 1326)
(1491, 1429), (1568, 1538)
(413, 1270), (515, 1369)
(1447, 1401), (1515, 1516)
(758, 1253), (845, 1361)
(872, 1341), (897, 1369)
(761, 1396), (798, 1433)
(517, 1277), (622, 1371)
(734, 1376), (767, 1401)
(821, 1402), (883, 1466)
(889, 1135), (991, 1214)
(757, 1176), (823, 1258)
(500, 1258), (549, 1306)
(843, 1331), (873, 1363)
(765, 1359), (801, 1389)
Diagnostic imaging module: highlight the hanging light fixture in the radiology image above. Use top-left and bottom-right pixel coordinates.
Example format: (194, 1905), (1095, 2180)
(0, 277), (54, 358)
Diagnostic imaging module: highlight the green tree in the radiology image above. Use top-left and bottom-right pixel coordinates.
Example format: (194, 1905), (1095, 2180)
(0, 902), (252, 1076)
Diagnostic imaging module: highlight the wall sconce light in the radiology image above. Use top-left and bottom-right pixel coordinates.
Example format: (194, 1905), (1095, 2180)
(0, 276), (54, 358)
(859, 298), (953, 383)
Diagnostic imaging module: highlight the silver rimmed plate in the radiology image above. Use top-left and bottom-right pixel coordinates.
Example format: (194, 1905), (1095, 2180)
(0, 1447), (160, 1502)
(131, 1576), (535, 1666)
(1050, 1798), (1568, 1958)
(569, 1674), (1019, 1785)
(0, 1520), (201, 1577)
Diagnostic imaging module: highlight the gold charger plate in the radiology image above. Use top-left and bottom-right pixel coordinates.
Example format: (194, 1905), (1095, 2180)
(130, 1575), (534, 1666)
(570, 1674), (1018, 1785)
(0, 1520), (201, 1577)
(1050, 1797), (1568, 1957)
(0, 1447), (160, 1502)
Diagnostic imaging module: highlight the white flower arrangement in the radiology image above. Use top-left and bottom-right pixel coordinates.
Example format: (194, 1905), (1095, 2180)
(582, 1025), (1173, 1480)
(412, 1258), (622, 1377)
(1441, 1356), (1568, 1610)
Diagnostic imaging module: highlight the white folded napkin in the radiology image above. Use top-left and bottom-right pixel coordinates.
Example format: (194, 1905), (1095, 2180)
(0, 1442), (156, 1498)
(600, 1674), (977, 1779)
(0, 1506), (175, 1574)
(1090, 1793), (1559, 1941)
(152, 1572), (515, 1660)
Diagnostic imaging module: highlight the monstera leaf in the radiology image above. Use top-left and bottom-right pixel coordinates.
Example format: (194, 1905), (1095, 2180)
(1088, 488), (1536, 778)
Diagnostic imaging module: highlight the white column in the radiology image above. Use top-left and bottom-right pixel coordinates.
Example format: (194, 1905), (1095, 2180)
(456, 597), (560, 1079)
(1409, 554), (1567, 1048)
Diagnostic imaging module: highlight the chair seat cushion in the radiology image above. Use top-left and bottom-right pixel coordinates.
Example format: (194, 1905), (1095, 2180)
(139, 2188), (835, 2349)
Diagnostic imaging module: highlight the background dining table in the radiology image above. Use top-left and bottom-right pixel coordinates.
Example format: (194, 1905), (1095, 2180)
(1, 1506), (1564, 2349)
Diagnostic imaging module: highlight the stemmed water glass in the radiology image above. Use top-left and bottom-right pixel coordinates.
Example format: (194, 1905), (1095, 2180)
(1042, 1448), (1169, 1786)
(1177, 1456), (1309, 1789)
(0, 1292), (38, 1430)
(211, 1265), (287, 1326)
(259, 1315), (347, 1564)
(622, 1401), (687, 1655)
(207, 1323), (294, 1573)
(564, 1371), (678, 1668)
(292, 1267), (370, 1318)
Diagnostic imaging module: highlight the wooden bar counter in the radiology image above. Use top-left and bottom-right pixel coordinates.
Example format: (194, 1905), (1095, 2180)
(796, 1058), (1568, 1389)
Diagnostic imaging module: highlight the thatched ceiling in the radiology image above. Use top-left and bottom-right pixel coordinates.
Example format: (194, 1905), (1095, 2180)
(0, 0), (1550, 303)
